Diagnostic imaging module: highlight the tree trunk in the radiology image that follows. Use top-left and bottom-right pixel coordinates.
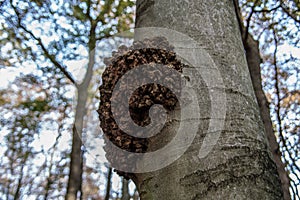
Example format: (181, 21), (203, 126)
(132, 0), (283, 199)
(65, 90), (86, 200)
(121, 178), (130, 200)
(104, 167), (113, 200)
(66, 23), (97, 200)
(14, 163), (25, 200)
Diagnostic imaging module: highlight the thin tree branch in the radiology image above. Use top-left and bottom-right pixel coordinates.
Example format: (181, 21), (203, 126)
(86, 0), (93, 21)
(104, 167), (113, 200)
(10, 1), (78, 86)
(96, 33), (113, 41)
(233, 0), (243, 36)
(273, 31), (300, 199)
(96, 0), (114, 24)
(80, 24), (97, 88)
(21, 25), (77, 86)
(13, 163), (25, 200)
(279, 1), (300, 23)
(244, 0), (259, 42)
(254, 4), (281, 13)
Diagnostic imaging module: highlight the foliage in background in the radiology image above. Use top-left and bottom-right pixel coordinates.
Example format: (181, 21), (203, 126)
(0, 73), (71, 199)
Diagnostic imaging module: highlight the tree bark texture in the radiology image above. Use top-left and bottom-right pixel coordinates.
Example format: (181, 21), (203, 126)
(133, 0), (283, 199)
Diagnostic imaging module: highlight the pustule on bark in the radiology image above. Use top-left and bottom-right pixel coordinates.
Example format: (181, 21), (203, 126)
(98, 37), (186, 179)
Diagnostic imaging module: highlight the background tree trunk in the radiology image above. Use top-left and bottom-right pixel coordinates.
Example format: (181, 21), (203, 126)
(104, 167), (113, 200)
(66, 91), (85, 200)
(133, 0), (283, 199)
(121, 178), (130, 200)
(232, 1), (291, 198)
(66, 24), (97, 200)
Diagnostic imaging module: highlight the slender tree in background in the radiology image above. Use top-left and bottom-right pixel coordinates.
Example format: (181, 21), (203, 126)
(104, 167), (112, 200)
(129, 0), (283, 199)
(121, 178), (130, 200)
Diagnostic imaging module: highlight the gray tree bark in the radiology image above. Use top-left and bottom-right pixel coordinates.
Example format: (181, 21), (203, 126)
(132, 0), (283, 199)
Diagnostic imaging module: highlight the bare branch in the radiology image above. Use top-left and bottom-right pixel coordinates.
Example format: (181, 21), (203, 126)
(253, 5), (281, 13)
(96, 0), (114, 24)
(244, 0), (260, 42)
(9, 1), (78, 86)
(86, 0), (93, 21)
(95, 33), (113, 41)
(273, 30), (300, 191)
(279, 1), (300, 23)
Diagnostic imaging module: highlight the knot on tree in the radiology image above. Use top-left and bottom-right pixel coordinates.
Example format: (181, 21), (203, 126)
(97, 37), (187, 179)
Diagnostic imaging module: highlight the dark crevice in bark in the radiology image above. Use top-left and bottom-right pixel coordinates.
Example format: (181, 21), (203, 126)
(183, 150), (282, 199)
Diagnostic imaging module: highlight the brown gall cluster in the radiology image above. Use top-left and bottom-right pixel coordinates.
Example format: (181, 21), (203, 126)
(97, 37), (187, 179)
